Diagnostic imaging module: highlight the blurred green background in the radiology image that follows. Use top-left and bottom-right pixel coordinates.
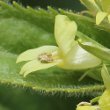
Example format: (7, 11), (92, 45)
(0, 1), (89, 110)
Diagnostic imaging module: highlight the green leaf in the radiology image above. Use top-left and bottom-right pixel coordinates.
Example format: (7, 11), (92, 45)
(0, 85), (74, 110)
(80, 0), (101, 13)
(0, 1), (110, 53)
(76, 31), (104, 48)
(0, 1), (108, 95)
(0, 50), (104, 96)
(0, 1), (57, 54)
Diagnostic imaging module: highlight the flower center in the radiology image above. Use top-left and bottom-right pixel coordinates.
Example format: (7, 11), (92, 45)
(38, 53), (53, 63)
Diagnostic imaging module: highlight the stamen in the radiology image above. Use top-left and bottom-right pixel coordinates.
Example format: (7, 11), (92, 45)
(38, 53), (53, 63)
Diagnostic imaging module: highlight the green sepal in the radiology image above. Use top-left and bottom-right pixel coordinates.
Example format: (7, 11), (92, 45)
(80, 0), (101, 14)
(90, 96), (100, 104)
(76, 31), (105, 48)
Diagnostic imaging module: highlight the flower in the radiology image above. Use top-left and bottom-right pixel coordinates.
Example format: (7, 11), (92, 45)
(75, 64), (110, 110)
(80, 0), (110, 25)
(16, 15), (101, 77)
(96, 0), (110, 25)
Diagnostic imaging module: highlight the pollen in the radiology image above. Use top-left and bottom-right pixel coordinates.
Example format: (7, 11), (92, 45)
(38, 53), (53, 63)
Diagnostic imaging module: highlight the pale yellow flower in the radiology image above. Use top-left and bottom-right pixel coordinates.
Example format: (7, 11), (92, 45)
(80, 0), (110, 25)
(16, 15), (101, 77)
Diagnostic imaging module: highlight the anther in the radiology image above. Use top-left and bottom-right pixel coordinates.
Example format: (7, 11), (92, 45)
(38, 53), (53, 63)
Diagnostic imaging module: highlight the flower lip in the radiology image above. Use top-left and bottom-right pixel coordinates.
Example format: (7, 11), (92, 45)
(16, 45), (59, 63)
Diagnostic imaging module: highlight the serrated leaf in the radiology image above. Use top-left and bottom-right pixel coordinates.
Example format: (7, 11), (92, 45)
(0, 1), (110, 53)
(0, 50), (104, 96)
(0, 85), (74, 110)
(0, 1), (108, 95)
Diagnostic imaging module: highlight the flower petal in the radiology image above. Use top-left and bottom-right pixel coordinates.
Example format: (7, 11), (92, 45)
(78, 41), (110, 62)
(96, 11), (107, 25)
(16, 46), (59, 63)
(20, 59), (61, 77)
(60, 42), (101, 70)
(55, 15), (77, 55)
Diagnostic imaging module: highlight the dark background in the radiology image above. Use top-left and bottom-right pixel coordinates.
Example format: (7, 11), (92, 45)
(10, 0), (85, 11)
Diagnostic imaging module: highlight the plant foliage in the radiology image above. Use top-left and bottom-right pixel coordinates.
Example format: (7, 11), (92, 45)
(1, 1), (110, 96)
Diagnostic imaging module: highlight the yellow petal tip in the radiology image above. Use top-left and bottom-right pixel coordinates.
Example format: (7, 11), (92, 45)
(96, 12), (107, 25)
